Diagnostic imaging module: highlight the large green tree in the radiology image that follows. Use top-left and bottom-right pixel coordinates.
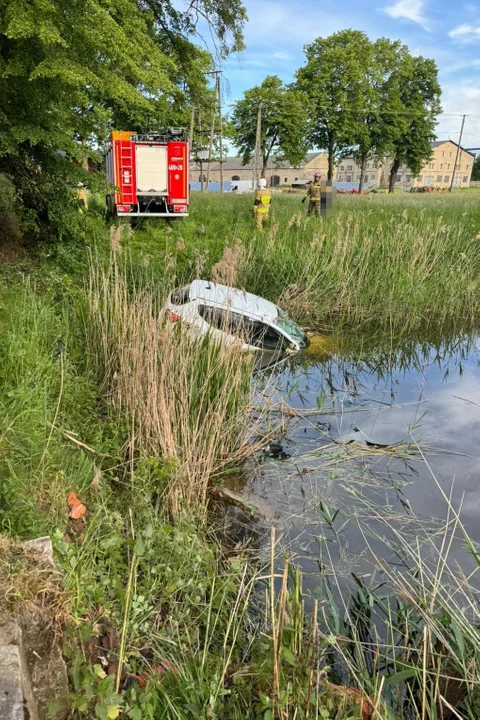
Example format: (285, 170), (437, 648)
(349, 38), (407, 193)
(229, 75), (308, 178)
(295, 30), (373, 181)
(0, 0), (246, 240)
(387, 56), (441, 193)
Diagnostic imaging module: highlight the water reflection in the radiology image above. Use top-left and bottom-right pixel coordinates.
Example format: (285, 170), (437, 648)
(244, 330), (480, 595)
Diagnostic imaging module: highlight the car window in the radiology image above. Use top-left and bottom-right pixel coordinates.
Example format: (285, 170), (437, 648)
(198, 306), (285, 350)
(247, 322), (285, 350)
(170, 285), (191, 305)
(198, 305), (243, 334)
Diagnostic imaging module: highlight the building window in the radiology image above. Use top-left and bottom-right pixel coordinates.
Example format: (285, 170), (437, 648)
(356, 174), (361, 180)
(439, 164), (442, 169)
(346, 175), (352, 182)
(347, 165), (353, 170)
(442, 151), (445, 157)
(340, 165), (345, 170)
(405, 175), (412, 182)
(417, 176), (422, 182)
(450, 152), (452, 157)
(447, 164), (450, 169)
(463, 176), (468, 183)
(284, 177), (288, 183)
(444, 175), (449, 183)
(294, 176), (298, 181)
(396, 174), (401, 182)
(231, 175), (240, 181)
(436, 175), (442, 183)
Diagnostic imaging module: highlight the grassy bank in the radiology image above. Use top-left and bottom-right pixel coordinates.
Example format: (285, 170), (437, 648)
(0, 191), (480, 718)
(105, 189), (480, 334)
(36, 189), (480, 335)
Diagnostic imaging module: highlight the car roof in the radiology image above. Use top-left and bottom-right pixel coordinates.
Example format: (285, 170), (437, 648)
(188, 280), (279, 323)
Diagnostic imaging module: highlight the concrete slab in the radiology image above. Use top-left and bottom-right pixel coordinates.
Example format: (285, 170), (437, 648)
(23, 537), (55, 568)
(0, 645), (24, 720)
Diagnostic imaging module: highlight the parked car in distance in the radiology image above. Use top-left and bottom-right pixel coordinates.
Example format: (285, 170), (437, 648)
(164, 280), (309, 363)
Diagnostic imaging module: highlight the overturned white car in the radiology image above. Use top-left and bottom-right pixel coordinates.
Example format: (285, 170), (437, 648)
(164, 280), (309, 359)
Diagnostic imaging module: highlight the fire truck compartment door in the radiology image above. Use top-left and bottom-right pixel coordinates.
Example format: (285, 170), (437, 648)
(136, 145), (168, 195)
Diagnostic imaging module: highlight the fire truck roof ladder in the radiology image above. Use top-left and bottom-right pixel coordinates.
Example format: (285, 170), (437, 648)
(119, 140), (135, 204)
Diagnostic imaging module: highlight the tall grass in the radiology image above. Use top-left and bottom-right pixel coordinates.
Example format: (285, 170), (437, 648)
(87, 232), (276, 514)
(311, 475), (480, 719)
(123, 191), (480, 333)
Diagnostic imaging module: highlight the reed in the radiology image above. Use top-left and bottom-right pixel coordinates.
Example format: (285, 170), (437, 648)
(124, 190), (480, 334)
(87, 233), (277, 514)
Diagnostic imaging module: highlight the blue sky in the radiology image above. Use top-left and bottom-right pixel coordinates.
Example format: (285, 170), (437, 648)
(199, 0), (480, 152)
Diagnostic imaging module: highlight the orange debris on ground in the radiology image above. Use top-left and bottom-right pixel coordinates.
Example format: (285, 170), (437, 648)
(329, 684), (373, 720)
(67, 491), (87, 519)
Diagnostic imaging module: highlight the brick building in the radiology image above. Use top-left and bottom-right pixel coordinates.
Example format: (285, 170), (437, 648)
(337, 140), (474, 190)
(190, 152), (329, 186)
(190, 140), (473, 190)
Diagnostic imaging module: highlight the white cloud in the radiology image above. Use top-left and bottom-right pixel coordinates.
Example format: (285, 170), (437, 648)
(436, 82), (480, 149)
(449, 24), (480, 43)
(442, 58), (480, 74)
(385, 0), (427, 27)
(273, 51), (292, 60)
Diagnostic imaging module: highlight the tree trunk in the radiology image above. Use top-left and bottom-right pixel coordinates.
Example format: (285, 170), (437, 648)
(328, 137), (334, 181)
(388, 158), (400, 193)
(358, 154), (367, 194)
(261, 155), (267, 179)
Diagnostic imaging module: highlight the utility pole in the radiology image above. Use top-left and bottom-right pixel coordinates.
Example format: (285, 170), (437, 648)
(198, 109), (204, 193)
(449, 114), (466, 192)
(189, 105), (195, 148)
(205, 70), (224, 193)
(253, 101), (262, 190)
(217, 73), (224, 194)
(205, 93), (217, 193)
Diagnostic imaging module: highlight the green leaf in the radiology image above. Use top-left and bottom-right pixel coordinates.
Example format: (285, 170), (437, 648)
(384, 667), (417, 685)
(281, 646), (296, 665)
(94, 664), (107, 679)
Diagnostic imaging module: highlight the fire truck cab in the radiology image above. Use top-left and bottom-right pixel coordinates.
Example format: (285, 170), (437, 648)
(105, 129), (189, 217)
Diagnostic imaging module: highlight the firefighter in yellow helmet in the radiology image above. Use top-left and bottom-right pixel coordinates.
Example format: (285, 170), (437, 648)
(304, 172), (322, 217)
(253, 178), (271, 229)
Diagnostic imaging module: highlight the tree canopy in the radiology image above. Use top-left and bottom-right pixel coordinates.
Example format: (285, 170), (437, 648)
(229, 75), (308, 178)
(0, 0), (246, 240)
(348, 38), (407, 192)
(295, 30), (441, 190)
(296, 30), (373, 180)
(387, 55), (441, 192)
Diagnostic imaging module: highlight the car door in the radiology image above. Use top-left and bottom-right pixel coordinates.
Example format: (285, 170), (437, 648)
(197, 305), (245, 347)
(243, 320), (287, 352)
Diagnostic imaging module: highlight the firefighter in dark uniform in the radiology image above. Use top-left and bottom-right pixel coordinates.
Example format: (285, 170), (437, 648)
(253, 178), (271, 229)
(305, 172), (322, 216)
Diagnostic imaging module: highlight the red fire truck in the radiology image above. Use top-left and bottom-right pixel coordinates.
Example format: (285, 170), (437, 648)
(105, 129), (189, 217)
